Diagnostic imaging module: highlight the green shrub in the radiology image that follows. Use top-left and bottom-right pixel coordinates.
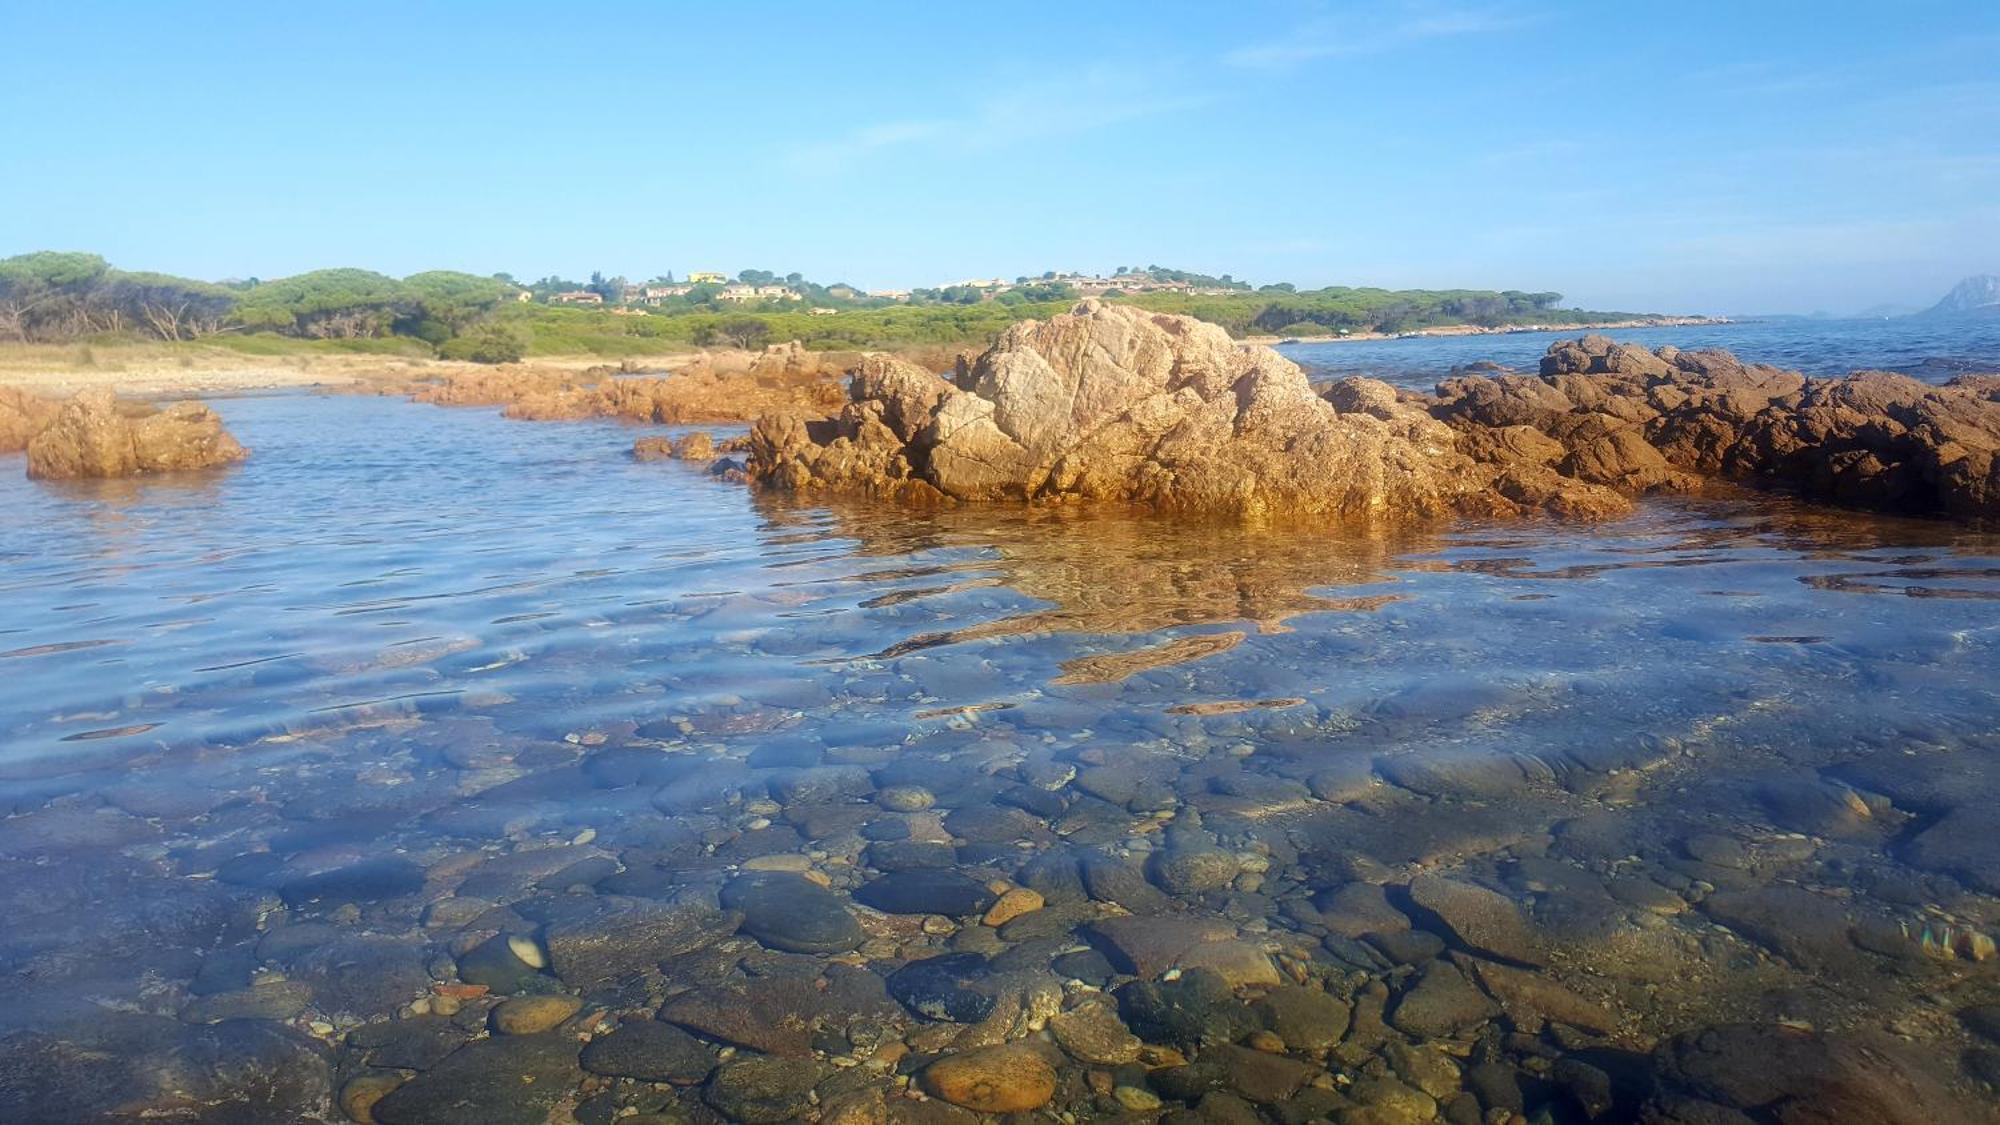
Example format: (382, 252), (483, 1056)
(439, 324), (529, 364)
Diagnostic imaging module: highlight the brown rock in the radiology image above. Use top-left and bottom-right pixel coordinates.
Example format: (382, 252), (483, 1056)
(25, 390), (247, 479)
(1459, 956), (1616, 1034)
(921, 1043), (1057, 1113)
(982, 887), (1043, 927)
(1175, 939), (1282, 988)
(670, 430), (714, 460)
(751, 301), (1612, 521)
(491, 993), (581, 1034)
(659, 975), (825, 1057)
(0, 387), (59, 452)
(415, 351), (850, 426)
(339, 1073), (403, 1124)
(1089, 915), (1235, 977)
(1407, 874), (1548, 966)
(1433, 336), (2000, 522)
(1649, 1023), (1990, 1124)
(1048, 997), (1142, 1065)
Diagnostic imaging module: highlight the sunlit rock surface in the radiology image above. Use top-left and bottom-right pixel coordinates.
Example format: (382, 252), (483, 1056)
(0, 387), (59, 453)
(752, 307), (2000, 526)
(751, 301), (1626, 520)
(1434, 334), (2000, 520)
(23, 389), (246, 479)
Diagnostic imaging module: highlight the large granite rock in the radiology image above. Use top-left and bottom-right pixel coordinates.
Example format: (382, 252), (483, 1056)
(25, 390), (246, 480)
(0, 387), (58, 452)
(750, 301), (1625, 521)
(751, 312), (2000, 526)
(1435, 335), (2000, 521)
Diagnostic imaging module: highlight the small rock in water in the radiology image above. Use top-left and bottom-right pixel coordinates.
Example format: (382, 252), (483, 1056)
(538, 893), (738, 989)
(1115, 1085), (1164, 1111)
(1255, 986), (1352, 1051)
(922, 1043), (1058, 1113)
(492, 993), (581, 1034)
(340, 1073), (403, 1125)
(1407, 874), (1548, 965)
(854, 869), (998, 915)
(1313, 881), (1412, 938)
(887, 953), (999, 1022)
(180, 981), (314, 1023)
(704, 1056), (825, 1124)
(1080, 852), (1174, 914)
(457, 933), (546, 994)
(982, 886), (1044, 927)
(659, 975), (828, 1057)
(1048, 997), (1143, 1065)
(1150, 846), (1241, 896)
(580, 1020), (717, 1084)
(877, 784), (936, 812)
(1389, 961), (1499, 1038)
(507, 935), (548, 969)
(372, 1033), (584, 1125)
(721, 871), (864, 953)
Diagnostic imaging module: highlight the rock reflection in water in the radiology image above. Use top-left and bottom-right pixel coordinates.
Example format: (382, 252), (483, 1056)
(754, 495), (1425, 687)
(0, 393), (1998, 1122)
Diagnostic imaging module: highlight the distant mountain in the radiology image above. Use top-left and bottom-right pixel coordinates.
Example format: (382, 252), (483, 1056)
(1919, 275), (2000, 317)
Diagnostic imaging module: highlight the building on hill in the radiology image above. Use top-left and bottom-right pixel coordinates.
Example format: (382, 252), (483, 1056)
(716, 284), (802, 303)
(550, 290), (604, 305)
(633, 284), (693, 305)
(686, 271), (728, 285)
(867, 289), (911, 301)
(808, 307), (839, 316)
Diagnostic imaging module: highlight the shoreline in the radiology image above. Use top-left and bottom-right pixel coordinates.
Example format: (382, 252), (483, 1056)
(0, 346), (706, 399)
(1242, 316), (1733, 346)
(0, 319), (1735, 398)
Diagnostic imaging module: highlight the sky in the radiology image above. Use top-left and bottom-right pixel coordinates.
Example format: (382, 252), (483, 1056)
(2, 1), (1996, 315)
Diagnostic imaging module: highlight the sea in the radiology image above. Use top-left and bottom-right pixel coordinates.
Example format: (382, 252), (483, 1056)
(0, 316), (1996, 1120)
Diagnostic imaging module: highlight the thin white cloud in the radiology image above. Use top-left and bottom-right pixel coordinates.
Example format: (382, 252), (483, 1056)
(1224, 5), (1525, 71)
(783, 65), (1207, 172)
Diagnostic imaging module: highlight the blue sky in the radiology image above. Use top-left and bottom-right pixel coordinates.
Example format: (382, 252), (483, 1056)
(2, 1), (1995, 314)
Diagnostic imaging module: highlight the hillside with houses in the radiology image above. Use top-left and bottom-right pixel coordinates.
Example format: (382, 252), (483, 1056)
(525, 266), (1256, 317)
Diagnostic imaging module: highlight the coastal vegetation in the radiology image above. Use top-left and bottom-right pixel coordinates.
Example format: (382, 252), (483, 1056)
(0, 250), (1653, 362)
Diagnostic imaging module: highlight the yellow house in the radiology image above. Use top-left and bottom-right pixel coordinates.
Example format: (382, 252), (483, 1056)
(687, 271), (727, 285)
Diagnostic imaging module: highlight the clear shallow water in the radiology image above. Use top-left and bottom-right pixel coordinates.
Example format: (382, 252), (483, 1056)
(1280, 315), (2000, 388)
(2, 384), (2000, 1120)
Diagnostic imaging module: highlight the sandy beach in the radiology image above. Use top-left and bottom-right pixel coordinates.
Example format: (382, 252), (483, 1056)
(0, 342), (703, 399)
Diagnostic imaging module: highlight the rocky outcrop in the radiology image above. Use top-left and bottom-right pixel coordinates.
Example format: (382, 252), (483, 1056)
(412, 345), (856, 427)
(633, 431), (748, 464)
(751, 302), (1627, 521)
(0, 388), (60, 453)
(1433, 334), (2000, 521)
(24, 390), (247, 480)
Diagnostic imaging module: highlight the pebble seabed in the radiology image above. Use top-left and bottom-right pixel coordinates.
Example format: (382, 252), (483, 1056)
(1, 394), (1999, 1124)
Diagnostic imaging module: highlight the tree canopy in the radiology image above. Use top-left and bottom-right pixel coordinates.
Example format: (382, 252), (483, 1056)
(0, 250), (1649, 360)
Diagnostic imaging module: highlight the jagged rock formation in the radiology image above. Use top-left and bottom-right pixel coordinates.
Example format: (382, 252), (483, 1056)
(24, 390), (247, 480)
(750, 302), (1627, 521)
(1433, 334), (2000, 520)
(0, 387), (60, 453)
(409, 344), (854, 425)
(751, 305), (2000, 525)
